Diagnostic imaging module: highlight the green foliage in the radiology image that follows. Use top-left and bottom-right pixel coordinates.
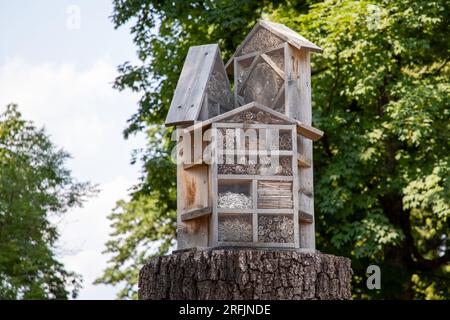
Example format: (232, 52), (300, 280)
(99, 0), (449, 299)
(0, 105), (96, 299)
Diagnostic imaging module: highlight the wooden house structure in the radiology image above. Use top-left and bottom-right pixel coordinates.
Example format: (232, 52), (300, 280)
(165, 20), (324, 250)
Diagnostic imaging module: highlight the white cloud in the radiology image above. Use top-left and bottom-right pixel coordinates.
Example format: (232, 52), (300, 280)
(0, 58), (145, 299)
(57, 176), (133, 300)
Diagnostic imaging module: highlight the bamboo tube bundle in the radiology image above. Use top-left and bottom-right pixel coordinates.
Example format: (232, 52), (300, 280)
(258, 215), (294, 243)
(218, 164), (235, 174)
(257, 181), (293, 209)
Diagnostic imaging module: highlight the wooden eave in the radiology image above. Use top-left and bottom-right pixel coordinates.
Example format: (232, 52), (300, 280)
(184, 102), (323, 141)
(225, 20), (323, 75)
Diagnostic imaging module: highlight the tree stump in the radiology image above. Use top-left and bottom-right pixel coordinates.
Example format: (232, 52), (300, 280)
(139, 248), (353, 300)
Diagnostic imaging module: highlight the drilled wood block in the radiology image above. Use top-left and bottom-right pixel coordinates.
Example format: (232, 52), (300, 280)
(258, 215), (294, 243)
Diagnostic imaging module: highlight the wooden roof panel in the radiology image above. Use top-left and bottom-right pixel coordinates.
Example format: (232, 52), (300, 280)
(225, 20), (323, 74)
(184, 102), (323, 141)
(165, 44), (219, 127)
(260, 20), (323, 53)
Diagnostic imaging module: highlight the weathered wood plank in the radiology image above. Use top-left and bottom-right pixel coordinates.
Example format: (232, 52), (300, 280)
(218, 174), (294, 181)
(233, 55), (239, 107)
(256, 209), (294, 214)
(184, 102), (323, 143)
(297, 153), (311, 167)
(297, 50), (312, 122)
(180, 166), (209, 211)
(217, 208), (253, 214)
(166, 44), (231, 126)
(215, 123), (293, 130)
(272, 82), (285, 111)
(252, 179), (258, 243)
(185, 102), (258, 132)
(183, 162), (207, 170)
(299, 210), (313, 223)
(260, 20), (323, 53)
(166, 44), (216, 126)
(294, 48), (316, 250)
(296, 122), (323, 141)
(211, 123), (219, 246)
(261, 53), (286, 78)
(237, 55), (260, 94)
(291, 125), (300, 248)
(176, 127), (209, 249)
(234, 43), (285, 64)
(181, 207), (212, 222)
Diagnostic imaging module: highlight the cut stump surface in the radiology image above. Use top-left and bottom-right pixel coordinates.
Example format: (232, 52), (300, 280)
(139, 248), (352, 300)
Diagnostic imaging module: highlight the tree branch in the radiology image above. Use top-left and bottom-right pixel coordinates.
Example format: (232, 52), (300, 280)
(412, 251), (449, 271)
(311, 66), (328, 76)
(321, 134), (334, 161)
(433, 57), (449, 75)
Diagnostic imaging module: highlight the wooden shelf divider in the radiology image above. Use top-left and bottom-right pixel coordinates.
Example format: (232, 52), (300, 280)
(181, 206), (212, 222)
(299, 210), (313, 223)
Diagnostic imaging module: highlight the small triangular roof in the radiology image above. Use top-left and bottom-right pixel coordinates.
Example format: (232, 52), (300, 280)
(165, 44), (231, 127)
(261, 20), (323, 53)
(185, 102), (323, 141)
(225, 20), (323, 74)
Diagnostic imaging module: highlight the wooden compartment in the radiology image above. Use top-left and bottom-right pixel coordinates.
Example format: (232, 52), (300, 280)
(180, 166), (209, 211)
(279, 129), (293, 150)
(257, 155), (293, 176)
(258, 128), (293, 151)
(217, 179), (253, 209)
(218, 215), (253, 242)
(257, 215), (294, 243)
(240, 57), (284, 107)
(257, 180), (293, 209)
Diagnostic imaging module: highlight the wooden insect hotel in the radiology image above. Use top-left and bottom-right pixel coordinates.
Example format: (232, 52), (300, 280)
(165, 20), (324, 250)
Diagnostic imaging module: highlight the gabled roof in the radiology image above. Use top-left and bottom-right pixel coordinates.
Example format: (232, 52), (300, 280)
(261, 20), (323, 53)
(185, 102), (323, 141)
(225, 20), (323, 74)
(165, 44), (231, 127)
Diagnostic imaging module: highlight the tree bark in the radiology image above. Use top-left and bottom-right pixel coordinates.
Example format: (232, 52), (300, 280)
(139, 248), (353, 300)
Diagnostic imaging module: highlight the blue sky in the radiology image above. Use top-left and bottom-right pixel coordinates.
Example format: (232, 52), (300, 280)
(0, 0), (146, 299)
(1, 0), (135, 68)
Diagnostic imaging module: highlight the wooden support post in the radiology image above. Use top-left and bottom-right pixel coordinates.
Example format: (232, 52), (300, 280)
(210, 123), (219, 247)
(286, 44), (316, 250)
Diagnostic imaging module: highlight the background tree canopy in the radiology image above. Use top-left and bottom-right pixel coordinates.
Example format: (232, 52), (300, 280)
(96, 0), (449, 299)
(0, 105), (95, 299)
